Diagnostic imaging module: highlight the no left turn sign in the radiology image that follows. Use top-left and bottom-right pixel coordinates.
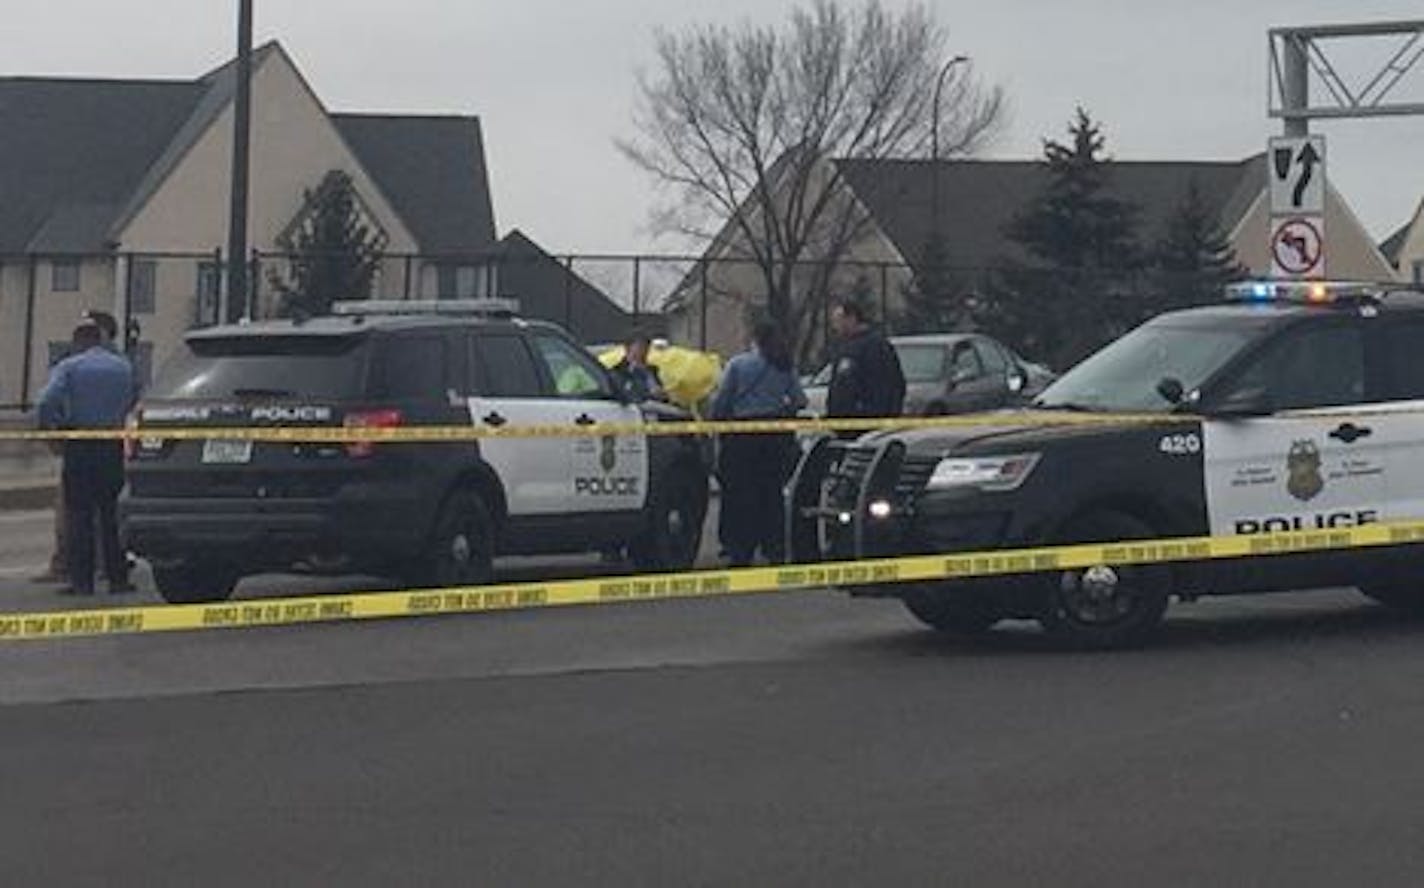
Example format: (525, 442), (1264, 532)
(1271, 217), (1325, 278)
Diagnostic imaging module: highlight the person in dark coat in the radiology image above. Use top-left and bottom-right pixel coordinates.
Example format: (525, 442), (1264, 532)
(709, 321), (807, 567)
(825, 299), (906, 421)
(35, 320), (136, 596)
(608, 334), (664, 403)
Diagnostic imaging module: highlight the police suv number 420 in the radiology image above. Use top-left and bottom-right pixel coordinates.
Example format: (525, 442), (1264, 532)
(1159, 433), (1201, 456)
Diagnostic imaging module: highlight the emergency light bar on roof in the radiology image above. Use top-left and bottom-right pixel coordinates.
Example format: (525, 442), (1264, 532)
(331, 298), (521, 318)
(1224, 281), (1383, 305)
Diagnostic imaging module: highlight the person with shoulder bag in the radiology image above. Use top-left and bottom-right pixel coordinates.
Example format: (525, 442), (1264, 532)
(709, 321), (807, 567)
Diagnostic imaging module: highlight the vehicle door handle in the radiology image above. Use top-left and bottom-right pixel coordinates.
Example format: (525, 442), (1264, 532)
(575, 413), (597, 426)
(482, 412), (507, 427)
(1329, 422), (1372, 444)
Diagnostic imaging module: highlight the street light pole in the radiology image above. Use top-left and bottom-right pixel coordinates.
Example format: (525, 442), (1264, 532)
(226, 0), (254, 323)
(929, 55), (968, 320)
(934, 54), (968, 243)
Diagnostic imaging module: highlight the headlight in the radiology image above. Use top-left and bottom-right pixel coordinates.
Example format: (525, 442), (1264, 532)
(926, 453), (1041, 491)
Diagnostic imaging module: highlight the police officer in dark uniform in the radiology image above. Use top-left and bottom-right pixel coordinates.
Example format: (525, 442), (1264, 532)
(825, 299), (906, 421)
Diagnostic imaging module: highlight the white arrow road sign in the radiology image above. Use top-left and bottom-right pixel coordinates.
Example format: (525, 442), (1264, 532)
(1269, 135), (1326, 216)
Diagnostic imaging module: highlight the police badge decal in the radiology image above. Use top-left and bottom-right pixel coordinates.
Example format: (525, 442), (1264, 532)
(1286, 440), (1324, 502)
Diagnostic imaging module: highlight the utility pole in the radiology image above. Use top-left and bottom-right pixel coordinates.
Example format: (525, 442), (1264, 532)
(930, 55), (969, 248)
(226, 0), (254, 323)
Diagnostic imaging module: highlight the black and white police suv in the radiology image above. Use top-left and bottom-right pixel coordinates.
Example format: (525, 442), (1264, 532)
(121, 300), (709, 603)
(787, 281), (1424, 648)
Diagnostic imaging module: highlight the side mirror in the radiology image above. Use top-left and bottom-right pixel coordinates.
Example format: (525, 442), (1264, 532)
(1156, 377), (1185, 405)
(1007, 369), (1027, 394)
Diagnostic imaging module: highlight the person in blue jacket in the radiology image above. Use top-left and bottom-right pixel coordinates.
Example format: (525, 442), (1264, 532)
(36, 320), (135, 596)
(710, 321), (807, 566)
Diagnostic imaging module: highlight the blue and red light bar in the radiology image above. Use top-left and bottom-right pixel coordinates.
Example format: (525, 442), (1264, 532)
(1225, 281), (1378, 305)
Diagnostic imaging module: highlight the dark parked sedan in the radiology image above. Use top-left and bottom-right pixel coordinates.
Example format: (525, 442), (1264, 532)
(804, 333), (1054, 416)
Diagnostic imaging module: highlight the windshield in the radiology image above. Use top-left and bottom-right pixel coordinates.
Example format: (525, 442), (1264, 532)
(146, 336), (370, 401)
(1035, 322), (1255, 412)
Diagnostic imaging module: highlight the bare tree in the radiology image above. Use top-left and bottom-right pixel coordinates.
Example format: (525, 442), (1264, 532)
(620, 0), (1003, 356)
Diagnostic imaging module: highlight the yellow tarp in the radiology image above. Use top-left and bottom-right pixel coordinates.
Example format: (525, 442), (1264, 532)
(597, 344), (723, 411)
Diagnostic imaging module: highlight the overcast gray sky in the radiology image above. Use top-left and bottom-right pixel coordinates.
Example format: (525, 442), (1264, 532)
(6, 0), (1424, 254)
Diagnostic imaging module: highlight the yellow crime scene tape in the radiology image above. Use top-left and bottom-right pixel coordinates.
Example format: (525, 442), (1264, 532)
(0, 410), (1201, 443)
(6, 403), (1421, 443)
(5, 519), (1424, 642)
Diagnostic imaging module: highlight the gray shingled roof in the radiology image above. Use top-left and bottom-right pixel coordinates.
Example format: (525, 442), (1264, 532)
(0, 77), (206, 253)
(498, 230), (632, 344)
(0, 43), (496, 257)
(834, 155), (1263, 270)
(334, 114), (497, 253)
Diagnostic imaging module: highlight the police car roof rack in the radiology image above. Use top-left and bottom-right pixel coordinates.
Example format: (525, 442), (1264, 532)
(330, 298), (521, 319)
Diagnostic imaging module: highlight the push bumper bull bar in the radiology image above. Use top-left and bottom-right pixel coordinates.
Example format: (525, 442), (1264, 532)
(784, 436), (909, 564)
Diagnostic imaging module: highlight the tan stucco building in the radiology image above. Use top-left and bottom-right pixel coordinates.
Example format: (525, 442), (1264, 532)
(1383, 197), (1424, 284)
(0, 42), (503, 408)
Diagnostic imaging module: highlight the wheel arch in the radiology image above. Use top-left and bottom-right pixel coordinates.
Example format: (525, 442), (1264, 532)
(447, 460), (509, 527)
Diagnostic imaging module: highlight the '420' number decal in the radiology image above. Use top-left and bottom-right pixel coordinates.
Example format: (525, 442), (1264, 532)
(1159, 433), (1202, 455)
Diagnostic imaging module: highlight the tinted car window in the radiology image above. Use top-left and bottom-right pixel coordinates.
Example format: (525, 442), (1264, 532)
(949, 342), (983, 379)
(1383, 320), (1424, 400)
(371, 336), (446, 399)
(896, 345), (947, 383)
(146, 336), (368, 400)
(533, 334), (613, 398)
(974, 339), (1009, 374)
(1216, 323), (1365, 411)
(474, 334), (542, 398)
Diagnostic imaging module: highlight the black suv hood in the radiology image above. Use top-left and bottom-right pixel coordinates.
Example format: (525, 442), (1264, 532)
(855, 409), (1171, 458)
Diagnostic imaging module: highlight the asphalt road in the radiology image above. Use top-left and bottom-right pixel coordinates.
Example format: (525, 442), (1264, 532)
(5, 507), (1424, 884)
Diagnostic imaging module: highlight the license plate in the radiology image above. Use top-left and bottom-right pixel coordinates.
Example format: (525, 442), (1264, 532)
(202, 439), (253, 465)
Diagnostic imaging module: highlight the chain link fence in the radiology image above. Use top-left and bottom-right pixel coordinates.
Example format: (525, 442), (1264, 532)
(2, 245), (1236, 412)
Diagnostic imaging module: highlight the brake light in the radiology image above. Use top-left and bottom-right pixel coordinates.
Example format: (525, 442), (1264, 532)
(344, 409), (403, 458)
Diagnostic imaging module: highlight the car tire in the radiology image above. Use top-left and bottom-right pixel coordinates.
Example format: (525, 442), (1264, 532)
(408, 487), (496, 589)
(1036, 510), (1171, 650)
(152, 561), (241, 604)
(629, 463), (708, 572)
(901, 585), (1004, 638)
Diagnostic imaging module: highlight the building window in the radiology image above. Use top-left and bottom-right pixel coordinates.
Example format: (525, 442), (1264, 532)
(1413, 259), (1424, 285)
(195, 261), (222, 327)
(51, 259), (80, 293)
(436, 264), (494, 299)
(128, 259), (157, 314)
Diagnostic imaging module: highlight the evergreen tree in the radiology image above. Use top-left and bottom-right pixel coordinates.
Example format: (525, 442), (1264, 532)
(902, 236), (952, 334)
(271, 171), (387, 319)
(975, 108), (1144, 369)
(1152, 178), (1246, 311)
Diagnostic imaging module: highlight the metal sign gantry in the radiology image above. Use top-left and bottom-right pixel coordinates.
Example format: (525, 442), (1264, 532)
(1265, 20), (1424, 279)
(1270, 20), (1424, 136)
